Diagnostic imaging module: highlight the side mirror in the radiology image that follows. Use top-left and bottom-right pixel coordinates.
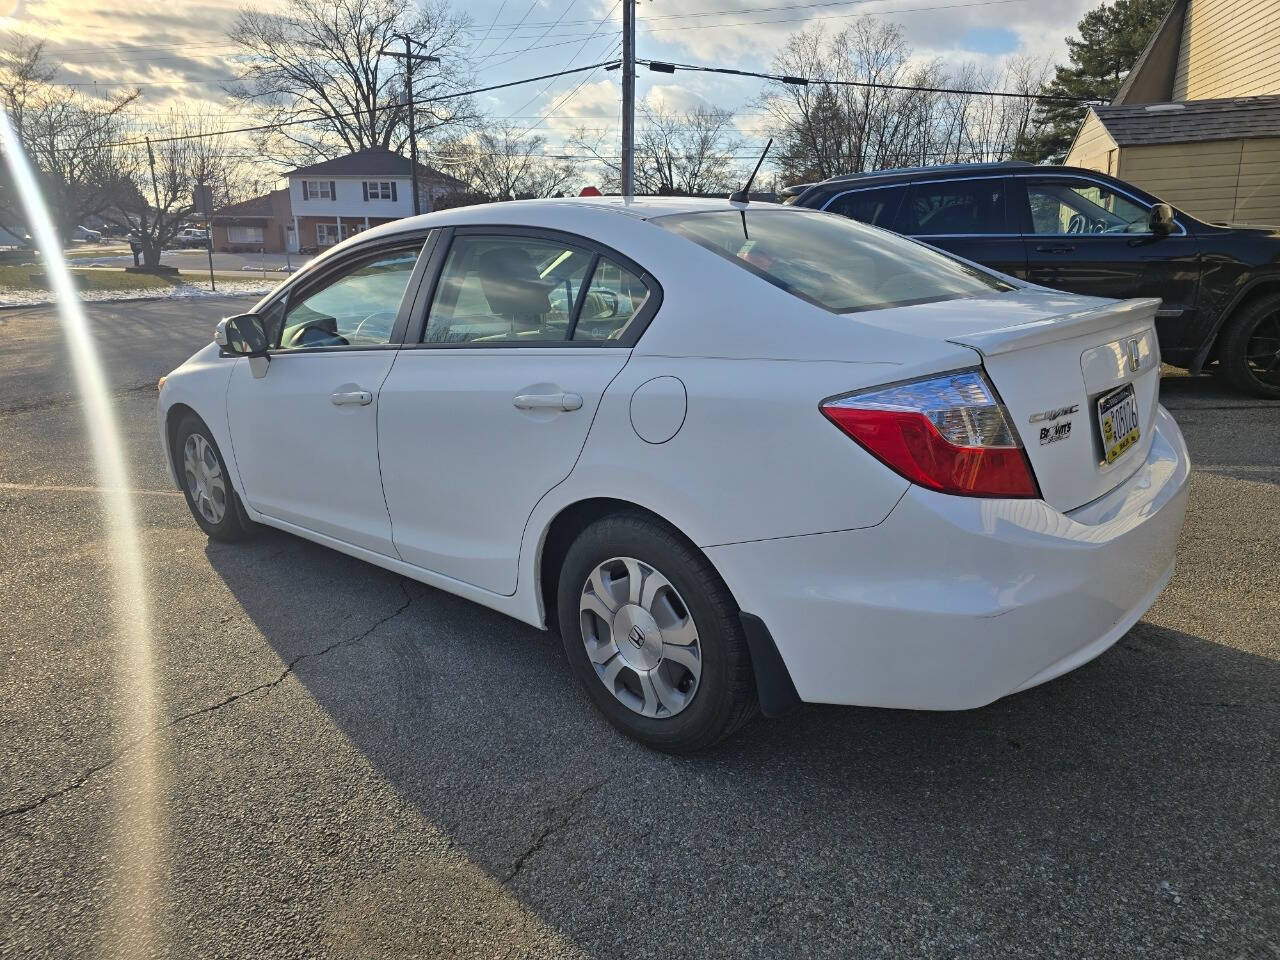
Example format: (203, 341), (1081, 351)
(215, 313), (270, 356)
(1148, 203), (1175, 236)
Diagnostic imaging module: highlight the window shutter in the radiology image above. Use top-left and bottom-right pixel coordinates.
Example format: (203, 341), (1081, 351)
(302, 181), (309, 201)
(330, 181), (336, 200)
(390, 181), (398, 202)
(362, 181), (369, 202)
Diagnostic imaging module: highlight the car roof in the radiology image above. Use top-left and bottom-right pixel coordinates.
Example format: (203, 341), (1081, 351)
(815, 161), (1034, 188)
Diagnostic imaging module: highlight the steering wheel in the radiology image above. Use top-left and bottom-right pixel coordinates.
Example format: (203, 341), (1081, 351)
(1066, 213), (1087, 234)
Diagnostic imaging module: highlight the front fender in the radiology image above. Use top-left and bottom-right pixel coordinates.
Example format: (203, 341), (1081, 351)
(156, 343), (239, 492)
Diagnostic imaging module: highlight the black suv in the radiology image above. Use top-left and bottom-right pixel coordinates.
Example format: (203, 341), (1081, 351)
(787, 162), (1280, 397)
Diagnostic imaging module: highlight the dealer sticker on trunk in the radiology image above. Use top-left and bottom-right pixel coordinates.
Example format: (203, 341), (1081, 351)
(1097, 383), (1141, 464)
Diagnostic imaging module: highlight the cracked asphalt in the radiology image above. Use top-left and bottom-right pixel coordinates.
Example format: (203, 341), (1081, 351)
(1, 298), (1278, 959)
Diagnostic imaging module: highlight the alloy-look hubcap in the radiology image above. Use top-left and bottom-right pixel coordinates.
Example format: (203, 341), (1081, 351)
(183, 433), (227, 525)
(579, 556), (702, 719)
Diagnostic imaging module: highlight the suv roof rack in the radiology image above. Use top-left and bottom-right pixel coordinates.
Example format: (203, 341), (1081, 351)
(820, 161), (1035, 186)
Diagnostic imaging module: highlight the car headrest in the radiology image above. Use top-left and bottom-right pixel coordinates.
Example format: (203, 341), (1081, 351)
(478, 246), (551, 318)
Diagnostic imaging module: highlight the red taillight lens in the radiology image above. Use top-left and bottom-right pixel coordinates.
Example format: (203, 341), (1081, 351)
(821, 370), (1040, 499)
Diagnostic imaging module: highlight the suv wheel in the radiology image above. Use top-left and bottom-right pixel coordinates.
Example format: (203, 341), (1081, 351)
(1221, 293), (1280, 399)
(556, 514), (757, 753)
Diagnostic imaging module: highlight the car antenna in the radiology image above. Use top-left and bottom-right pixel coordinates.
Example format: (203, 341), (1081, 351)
(730, 138), (772, 204)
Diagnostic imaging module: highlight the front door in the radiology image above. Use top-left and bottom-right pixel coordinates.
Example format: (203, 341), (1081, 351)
(226, 240), (428, 555)
(379, 229), (657, 595)
(1013, 175), (1201, 343)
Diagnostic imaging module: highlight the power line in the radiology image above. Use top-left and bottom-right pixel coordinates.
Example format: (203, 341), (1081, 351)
(639, 58), (1099, 103)
(85, 61), (622, 151)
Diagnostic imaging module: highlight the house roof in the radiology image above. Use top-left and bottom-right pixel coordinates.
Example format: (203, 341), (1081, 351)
(212, 190), (284, 220)
(1092, 96), (1280, 146)
(1112, 0), (1187, 105)
(287, 148), (465, 187)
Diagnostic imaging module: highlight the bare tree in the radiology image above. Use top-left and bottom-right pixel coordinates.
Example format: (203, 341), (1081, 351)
(108, 113), (240, 268)
(227, 0), (475, 166)
(0, 37), (137, 241)
(436, 123), (580, 200)
(572, 101), (744, 195)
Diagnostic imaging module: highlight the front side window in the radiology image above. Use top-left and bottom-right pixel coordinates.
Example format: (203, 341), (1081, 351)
(423, 235), (596, 344)
(272, 244), (422, 350)
(825, 186), (906, 229)
(658, 209), (1013, 314)
(899, 179), (1007, 236)
(1026, 178), (1152, 235)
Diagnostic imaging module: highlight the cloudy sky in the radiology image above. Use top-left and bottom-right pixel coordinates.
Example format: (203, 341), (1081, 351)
(6, 0), (1103, 173)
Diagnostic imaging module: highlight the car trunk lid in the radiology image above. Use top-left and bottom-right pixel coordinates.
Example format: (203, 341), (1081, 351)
(949, 296), (1161, 512)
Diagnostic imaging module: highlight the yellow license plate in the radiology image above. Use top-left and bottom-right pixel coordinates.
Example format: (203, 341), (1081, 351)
(1097, 383), (1140, 464)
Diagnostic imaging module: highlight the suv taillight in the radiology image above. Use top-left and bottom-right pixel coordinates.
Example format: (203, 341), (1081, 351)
(820, 369), (1039, 499)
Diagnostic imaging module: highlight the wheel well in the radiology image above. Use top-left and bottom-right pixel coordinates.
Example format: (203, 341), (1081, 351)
(1209, 281), (1280, 362)
(164, 403), (199, 478)
(538, 497), (724, 634)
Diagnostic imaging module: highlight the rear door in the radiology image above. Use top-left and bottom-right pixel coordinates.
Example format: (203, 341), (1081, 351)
(1012, 174), (1201, 334)
(378, 227), (660, 596)
(896, 176), (1027, 279)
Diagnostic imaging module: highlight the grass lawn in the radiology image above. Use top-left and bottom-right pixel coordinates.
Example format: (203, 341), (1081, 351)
(0, 264), (176, 292)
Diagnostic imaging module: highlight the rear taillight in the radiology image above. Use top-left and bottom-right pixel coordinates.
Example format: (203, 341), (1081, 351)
(821, 369), (1039, 499)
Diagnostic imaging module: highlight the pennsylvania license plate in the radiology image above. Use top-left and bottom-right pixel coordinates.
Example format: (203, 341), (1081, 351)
(1097, 383), (1140, 464)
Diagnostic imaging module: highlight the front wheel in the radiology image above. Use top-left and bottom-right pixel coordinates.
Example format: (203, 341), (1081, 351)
(1221, 293), (1280, 399)
(173, 413), (254, 542)
(556, 514), (757, 753)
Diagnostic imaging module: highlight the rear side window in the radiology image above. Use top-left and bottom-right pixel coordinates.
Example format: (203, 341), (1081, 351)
(825, 186), (906, 228)
(899, 179), (1007, 236)
(657, 209), (1013, 314)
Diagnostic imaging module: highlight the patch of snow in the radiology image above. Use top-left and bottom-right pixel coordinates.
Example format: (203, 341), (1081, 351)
(0, 279), (274, 308)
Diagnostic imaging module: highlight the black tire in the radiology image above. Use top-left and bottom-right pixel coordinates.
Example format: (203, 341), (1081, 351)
(556, 513), (757, 753)
(1220, 293), (1280, 399)
(172, 412), (255, 542)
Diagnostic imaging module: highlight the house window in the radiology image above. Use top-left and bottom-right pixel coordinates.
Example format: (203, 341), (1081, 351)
(316, 223), (342, 246)
(228, 225), (264, 244)
(302, 180), (333, 200)
(364, 180), (396, 201)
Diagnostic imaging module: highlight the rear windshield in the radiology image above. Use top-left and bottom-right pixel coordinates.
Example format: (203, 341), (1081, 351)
(656, 208), (1014, 314)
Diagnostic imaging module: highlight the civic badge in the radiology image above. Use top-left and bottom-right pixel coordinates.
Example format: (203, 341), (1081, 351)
(1127, 337), (1142, 373)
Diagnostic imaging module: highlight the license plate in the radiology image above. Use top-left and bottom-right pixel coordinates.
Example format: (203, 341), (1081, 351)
(1097, 383), (1140, 464)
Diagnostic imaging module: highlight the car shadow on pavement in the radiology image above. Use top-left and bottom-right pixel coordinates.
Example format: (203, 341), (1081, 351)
(204, 527), (1280, 957)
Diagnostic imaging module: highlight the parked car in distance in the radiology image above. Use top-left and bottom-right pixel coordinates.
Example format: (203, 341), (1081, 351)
(176, 227), (210, 249)
(71, 224), (103, 243)
(158, 197), (1189, 752)
(786, 162), (1280, 397)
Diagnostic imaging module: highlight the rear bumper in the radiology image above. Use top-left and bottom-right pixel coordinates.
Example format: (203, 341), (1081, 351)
(709, 404), (1190, 709)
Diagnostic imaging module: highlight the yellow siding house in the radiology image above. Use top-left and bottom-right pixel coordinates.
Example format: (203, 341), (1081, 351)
(1066, 0), (1280, 224)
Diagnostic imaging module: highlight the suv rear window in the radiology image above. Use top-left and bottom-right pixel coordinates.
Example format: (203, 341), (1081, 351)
(657, 208), (1013, 314)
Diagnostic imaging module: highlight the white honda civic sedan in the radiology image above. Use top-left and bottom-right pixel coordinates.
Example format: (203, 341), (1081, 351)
(158, 197), (1190, 752)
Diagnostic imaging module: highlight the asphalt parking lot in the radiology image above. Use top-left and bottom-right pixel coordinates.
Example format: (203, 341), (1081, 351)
(0, 297), (1277, 959)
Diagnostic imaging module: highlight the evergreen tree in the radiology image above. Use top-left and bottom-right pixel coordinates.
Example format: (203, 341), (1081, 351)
(1020, 0), (1176, 162)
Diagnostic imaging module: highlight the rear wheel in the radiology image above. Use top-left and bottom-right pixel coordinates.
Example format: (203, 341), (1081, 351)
(1221, 293), (1280, 399)
(173, 412), (254, 542)
(556, 513), (756, 753)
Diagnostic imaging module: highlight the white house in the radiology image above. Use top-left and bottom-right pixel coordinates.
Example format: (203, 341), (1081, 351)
(282, 148), (465, 253)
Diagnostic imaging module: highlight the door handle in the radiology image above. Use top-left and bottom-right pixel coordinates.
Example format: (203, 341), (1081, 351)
(513, 392), (583, 412)
(1034, 244), (1076, 254)
(330, 389), (373, 406)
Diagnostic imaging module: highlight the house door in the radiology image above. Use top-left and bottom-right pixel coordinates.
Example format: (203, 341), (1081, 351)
(285, 223), (299, 254)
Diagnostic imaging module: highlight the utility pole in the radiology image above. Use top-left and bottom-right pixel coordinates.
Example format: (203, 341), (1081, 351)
(381, 36), (440, 216)
(621, 0), (636, 198)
